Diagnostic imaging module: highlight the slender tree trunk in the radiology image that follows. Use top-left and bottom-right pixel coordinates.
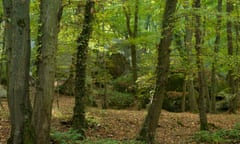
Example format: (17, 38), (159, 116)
(200, 7), (211, 112)
(137, 1), (177, 143)
(228, 3), (240, 113)
(132, 0), (139, 85)
(188, 79), (198, 112)
(194, 0), (208, 130)
(32, 0), (62, 143)
(174, 33), (187, 112)
(181, 78), (187, 112)
(102, 50), (108, 109)
(184, 0), (198, 112)
(211, 0), (222, 113)
(72, 0), (95, 135)
(233, 10), (240, 112)
(227, 0), (238, 113)
(123, 0), (139, 87)
(226, 0), (234, 94)
(3, 0), (35, 143)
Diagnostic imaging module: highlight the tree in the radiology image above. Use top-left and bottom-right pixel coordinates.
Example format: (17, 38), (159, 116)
(183, 0), (199, 113)
(227, 0), (238, 113)
(122, 0), (139, 88)
(194, 0), (208, 130)
(137, 0), (177, 143)
(32, 0), (62, 143)
(211, 0), (222, 113)
(3, 0), (35, 143)
(72, 0), (95, 135)
(226, 0), (234, 94)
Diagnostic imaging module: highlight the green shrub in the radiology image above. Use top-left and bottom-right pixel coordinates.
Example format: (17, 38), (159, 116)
(193, 123), (240, 143)
(112, 73), (134, 92)
(108, 90), (134, 109)
(86, 115), (100, 128)
(51, 129), (84, 144)
(193, 130), (226, 143)
(82, 139), (146, 144)
(136, 74), (155, 109)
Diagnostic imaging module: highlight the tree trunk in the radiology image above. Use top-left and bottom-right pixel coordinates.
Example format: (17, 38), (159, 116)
(233, 4), (240, 112)
(59, 54), (76, 96)
(183, 0), (198, 113)
(72, 0), (95, 135)
(211, 0), (222, 113)
(3, 0), (35, 143)
(32, 0), (62, 143)
(137, 0), (177, 143)
(226, 0), (237, 113)
(194, 0), (208, 131)
(226, 0), (234, 94)
(228, 2), (240, 113)
(123, 0), (139, 88)
(173, 33), (187, 112)
(188, 79), (198, 112)
(181, 78), (187, 112)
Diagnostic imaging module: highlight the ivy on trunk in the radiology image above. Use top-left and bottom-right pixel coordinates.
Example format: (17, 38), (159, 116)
(72, 0), (95, 135)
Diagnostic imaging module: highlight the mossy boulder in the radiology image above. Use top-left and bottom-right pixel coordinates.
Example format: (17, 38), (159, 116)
(106, 53), (130, 78)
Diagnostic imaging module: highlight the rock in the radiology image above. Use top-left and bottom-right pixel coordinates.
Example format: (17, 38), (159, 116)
(0, 85), (7, 98)
(215, 92), (234, 111)
(163, 91), (185, 112)
(107, 53), (130, 78)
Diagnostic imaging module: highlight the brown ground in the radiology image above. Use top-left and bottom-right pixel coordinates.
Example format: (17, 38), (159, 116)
(0, 95), (240, 144)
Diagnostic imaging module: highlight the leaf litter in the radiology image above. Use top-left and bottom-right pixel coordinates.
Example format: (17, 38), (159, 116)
(0, 95), (239, 144)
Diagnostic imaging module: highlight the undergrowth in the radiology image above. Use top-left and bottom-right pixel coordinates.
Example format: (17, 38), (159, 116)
(51, 129), (145, 144)
(51, 128), (84, 144)
(193, 123), (240, 143)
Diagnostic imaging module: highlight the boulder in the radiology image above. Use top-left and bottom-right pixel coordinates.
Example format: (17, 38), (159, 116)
(107, 53), (130, 78)
(215, 92), (234, 111)
(163, 91), (186, 112)
(0, 85), (7, 98)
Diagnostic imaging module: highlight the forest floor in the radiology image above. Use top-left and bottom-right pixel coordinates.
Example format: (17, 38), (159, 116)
(0, 95), (240, 144)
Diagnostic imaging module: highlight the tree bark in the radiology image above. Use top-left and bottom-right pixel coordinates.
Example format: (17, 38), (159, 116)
(226, 0), (234, 94)
(123, 0), (139, 87)
(226, 0), (237, 113)
(72, 0), (95, 135)
(3, 0), (35, 143)
(137, 0), (177, 143)
(32, 0), (62, 143)
(183, 0), (198, 113)
(194, 0), (208, 130)
(228, 2), (240, 113)
(211, 0), (222, 113)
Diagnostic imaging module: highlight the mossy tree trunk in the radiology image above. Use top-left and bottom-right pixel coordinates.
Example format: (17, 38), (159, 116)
(194, 0), (208, 131)
(3, 0), (35, 143)
(137, 0), (177, 143)
(72, 0), (95, 135)
(32, 0), (62, 144)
